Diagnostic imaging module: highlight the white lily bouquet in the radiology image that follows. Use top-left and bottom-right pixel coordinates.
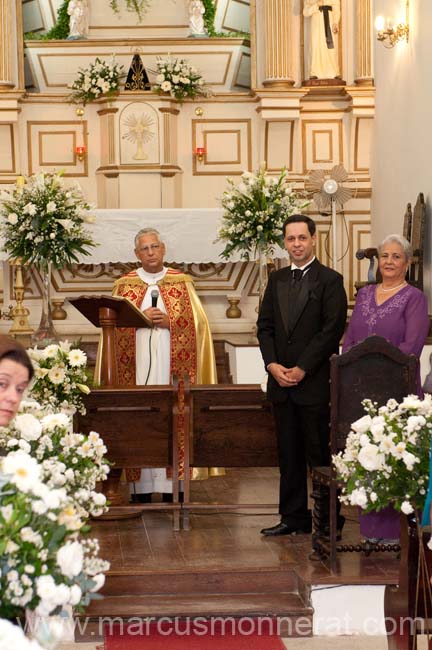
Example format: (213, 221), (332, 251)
(217, 164), (311, 260)
(28, 341), (90, 416)
(152, 55), (211, 102)
(68, 56), (124, 106)
(333, 395), (432, 516)
(0, 451), (109, 620)
(0, 172), (95, 272)
(0, 403), (109, 519)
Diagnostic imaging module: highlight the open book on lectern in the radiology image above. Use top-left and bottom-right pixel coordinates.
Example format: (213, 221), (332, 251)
(69, 295), (153, 329)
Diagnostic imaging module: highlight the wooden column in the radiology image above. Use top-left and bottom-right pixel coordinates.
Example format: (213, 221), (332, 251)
(263, 0), (295, 88)
(355, 0), (374, 86)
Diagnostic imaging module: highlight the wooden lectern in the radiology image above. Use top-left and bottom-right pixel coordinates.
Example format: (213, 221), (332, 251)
(69, 295), (152, 386)
(70, 296), (181, 529)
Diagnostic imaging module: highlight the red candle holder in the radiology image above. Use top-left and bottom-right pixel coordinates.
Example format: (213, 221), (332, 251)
(75, 145), (86, 162)
(195, 146), (206, 163)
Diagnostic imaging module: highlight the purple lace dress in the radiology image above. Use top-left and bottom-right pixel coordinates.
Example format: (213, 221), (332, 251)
(342, 283), (429, 540)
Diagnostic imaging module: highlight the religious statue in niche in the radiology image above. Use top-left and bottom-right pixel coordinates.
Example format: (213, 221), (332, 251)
(188, 0), (207, 37)
(303, 0), (344, 84)
(67, 0), (89, 40)
(122, 113), (155, 160)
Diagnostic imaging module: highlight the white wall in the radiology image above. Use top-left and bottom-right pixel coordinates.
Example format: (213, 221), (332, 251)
(371, 0), (432, 303)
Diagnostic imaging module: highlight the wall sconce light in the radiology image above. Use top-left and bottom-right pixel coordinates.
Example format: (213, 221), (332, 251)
(375, 0), (409, 48)
(194, 146), (206, 163)
(75, 145), (86, 162)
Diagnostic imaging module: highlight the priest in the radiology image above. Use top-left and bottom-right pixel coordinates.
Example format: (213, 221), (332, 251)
(112, 227), (217, 501)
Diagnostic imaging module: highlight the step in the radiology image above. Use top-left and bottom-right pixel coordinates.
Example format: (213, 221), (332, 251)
(76, 567), (312, 641)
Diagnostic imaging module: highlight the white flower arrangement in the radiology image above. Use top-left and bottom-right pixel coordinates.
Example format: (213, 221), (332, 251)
(28, 341), (91, 416)
(68, 56), (124, 106)
(217, 164), (311, 260)
(1, 402), (109, 520)
(0, 172), (95, 272)
(0, 451), (109, 620)
(0, 618), (43, 650)
(333, 395), (432, 515)
(152, 55), (211, 102)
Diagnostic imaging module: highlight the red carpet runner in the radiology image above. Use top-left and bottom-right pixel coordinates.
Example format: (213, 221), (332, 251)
(104, 620), (286, 649)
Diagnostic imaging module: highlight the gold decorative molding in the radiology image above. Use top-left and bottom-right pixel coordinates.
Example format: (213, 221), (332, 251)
(222, 0), (251, 33)
(302, 119), (343, 173)
(0, 123), (16, 173)
(38, 130), (76, 167)
(203, 130), (241, 165)
(36, 50), (234, 89)
(354, 116), (373, 172)
(192, 118), (252, 176)
(24, 38), (248, 48)
(232, 51), (251, 89)
(27, 120), (88, 177)
(158, 107), (181, 116)
(97, 108), (119, 116)
(264, 120), (294, 172)
(312, 130), (333, 164)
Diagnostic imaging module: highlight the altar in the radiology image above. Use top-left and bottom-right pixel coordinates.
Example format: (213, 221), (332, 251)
(88, 208), (285, 264)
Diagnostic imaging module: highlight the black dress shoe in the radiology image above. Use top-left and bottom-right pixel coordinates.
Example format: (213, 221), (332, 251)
(162, 492), (184, 503)
(260, 521), (312, 536)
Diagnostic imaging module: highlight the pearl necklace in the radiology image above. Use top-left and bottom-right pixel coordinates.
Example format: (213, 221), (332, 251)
(379, 281), (407, 293)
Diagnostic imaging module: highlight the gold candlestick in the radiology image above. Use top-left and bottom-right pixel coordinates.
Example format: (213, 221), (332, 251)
(8, 259), (34, 343)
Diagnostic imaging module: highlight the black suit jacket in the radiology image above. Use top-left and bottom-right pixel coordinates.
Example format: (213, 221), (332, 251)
(257, 259), (347, 405)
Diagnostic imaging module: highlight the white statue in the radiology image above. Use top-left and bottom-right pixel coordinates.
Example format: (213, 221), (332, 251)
(188, 0), (206, 37)
(303, 0), (340, 80)
(67, 0), (89, 40)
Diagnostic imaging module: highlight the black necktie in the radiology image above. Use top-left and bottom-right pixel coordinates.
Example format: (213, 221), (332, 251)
(292, 268), (303, 283)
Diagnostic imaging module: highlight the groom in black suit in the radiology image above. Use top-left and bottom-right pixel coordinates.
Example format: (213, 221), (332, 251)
(257, 214), (347, 536)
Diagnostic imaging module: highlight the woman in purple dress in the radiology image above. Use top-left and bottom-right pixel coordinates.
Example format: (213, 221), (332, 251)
(343, 234), (429, 542)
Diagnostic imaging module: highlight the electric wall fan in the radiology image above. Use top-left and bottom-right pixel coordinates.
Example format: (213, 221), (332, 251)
(307, 165), (354, 270)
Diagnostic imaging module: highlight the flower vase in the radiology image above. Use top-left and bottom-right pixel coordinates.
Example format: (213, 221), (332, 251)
(32, 263), (58, 347)
(258, 249), (270, 308)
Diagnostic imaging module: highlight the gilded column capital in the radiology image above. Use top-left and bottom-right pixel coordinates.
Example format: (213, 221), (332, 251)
(263, 0), (295, 88)
(355, 0), (374, 86)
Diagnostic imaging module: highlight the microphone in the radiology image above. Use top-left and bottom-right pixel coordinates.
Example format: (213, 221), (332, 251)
(151, 289), (158, 308)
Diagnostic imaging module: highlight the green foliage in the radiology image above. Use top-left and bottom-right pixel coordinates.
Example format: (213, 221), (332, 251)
(109, 0), (151, 22)
(212, 30), (250, 39)
(45, 0), (70, 40)
(202, 0), (216, 36)
(24, 0), (70, 41)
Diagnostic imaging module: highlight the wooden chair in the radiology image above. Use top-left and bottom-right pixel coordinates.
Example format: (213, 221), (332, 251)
(385, 514), (432, 650)
(311, 336), (418, 572)
(77, 381), (181, 530)
(355, 192), (426, 290)
(182, 381), (279, 530)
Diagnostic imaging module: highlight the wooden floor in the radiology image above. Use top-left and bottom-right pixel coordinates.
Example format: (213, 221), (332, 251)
(89, 467), (399, 586)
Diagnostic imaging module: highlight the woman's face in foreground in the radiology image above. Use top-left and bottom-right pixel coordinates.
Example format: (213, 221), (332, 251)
(0, 359), (30, 426)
